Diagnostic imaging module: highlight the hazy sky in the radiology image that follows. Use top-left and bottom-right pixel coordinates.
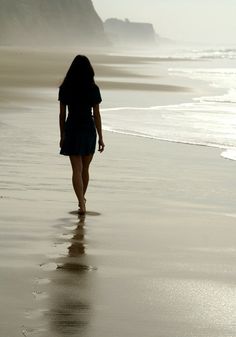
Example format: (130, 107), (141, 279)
(93, 0), (236, 44)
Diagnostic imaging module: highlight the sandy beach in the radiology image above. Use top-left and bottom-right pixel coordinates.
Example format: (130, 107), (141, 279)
(0, 47), (236, 337)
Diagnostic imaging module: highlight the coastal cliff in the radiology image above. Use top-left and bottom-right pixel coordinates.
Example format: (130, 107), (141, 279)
(0, 0), (107, 46)
(104, 18), (157, 45)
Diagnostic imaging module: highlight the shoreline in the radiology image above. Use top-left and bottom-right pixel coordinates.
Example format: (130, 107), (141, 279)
(103, 128), (236, 162)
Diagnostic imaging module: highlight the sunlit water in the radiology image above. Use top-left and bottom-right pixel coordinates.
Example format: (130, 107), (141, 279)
(102, 46), (236, 161)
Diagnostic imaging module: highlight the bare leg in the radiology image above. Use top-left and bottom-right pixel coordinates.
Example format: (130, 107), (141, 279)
(82, 154), (93, 198)
(69, 156), (86, 213)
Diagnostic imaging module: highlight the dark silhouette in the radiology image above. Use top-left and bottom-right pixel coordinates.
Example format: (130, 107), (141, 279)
(59, 55), (105, 215)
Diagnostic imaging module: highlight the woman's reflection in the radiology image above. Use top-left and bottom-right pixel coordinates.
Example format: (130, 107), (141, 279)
(58, 215), (88, 271)
(48, 215), (93, 337)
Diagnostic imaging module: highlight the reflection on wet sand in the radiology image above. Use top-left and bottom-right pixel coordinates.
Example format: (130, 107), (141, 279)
(47, 215), (94, 337)
(57, 215), (87, 271)
(48, 298), (90, 336)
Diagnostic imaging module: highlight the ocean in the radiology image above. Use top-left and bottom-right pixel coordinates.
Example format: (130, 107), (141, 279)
(101, 45), (236, 161)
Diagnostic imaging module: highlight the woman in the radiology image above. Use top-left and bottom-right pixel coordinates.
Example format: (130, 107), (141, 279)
(59, 55), (105, 215)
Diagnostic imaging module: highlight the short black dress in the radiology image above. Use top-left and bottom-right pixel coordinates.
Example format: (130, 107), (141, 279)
(59, 84), (102, 156)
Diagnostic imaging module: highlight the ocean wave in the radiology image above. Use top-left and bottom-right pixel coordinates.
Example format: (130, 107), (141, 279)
(195, 89), (236, 104)
(175, 47), (236, 60)
(154, 46), (236, 61)
(101, 102), (236, 161)
(169, 68), (236, 75)
(104, 123), (236, 162)
(168, 67), (236, 103)
(107, 46), (236, 61)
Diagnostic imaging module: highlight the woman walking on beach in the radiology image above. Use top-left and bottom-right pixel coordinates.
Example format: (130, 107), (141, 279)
(59, 55), (105, 215)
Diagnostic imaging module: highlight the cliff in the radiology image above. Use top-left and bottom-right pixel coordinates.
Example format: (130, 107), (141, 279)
(104, 18), (157, 45)
(0, 0), (107, 46)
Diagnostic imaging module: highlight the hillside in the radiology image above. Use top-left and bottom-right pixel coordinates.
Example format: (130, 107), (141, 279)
(0, 0), (107, 46)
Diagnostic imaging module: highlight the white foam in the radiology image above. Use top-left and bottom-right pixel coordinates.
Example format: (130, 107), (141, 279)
(168, 68), (236, 94)
(195, 89), (236, 104)
(221, 148), (236, 161)
(101, 101), (236, 160)
(162, 47), (236, 60)
(105, 45), (236, 61)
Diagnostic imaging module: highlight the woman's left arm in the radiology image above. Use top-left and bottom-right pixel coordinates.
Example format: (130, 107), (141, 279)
(59, 102), (66, 148)
(93, 104), (105, 152)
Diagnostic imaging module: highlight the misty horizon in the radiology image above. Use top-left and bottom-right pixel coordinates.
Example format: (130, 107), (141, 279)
(93, 0), (236, 45)
(0, 0), (235, 48)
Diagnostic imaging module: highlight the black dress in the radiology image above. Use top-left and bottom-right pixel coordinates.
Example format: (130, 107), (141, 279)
(59, 84), (102, 156)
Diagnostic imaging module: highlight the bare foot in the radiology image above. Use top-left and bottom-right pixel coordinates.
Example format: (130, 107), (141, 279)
(78, 199), (86, 215)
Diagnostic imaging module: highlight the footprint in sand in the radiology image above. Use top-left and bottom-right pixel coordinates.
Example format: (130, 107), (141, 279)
(39, 262), (58, 271)
(34, 277), (51, 285)
(22, 325), (47, 336)
(25, 308), (48, 320)
(32, 291), (48, 301)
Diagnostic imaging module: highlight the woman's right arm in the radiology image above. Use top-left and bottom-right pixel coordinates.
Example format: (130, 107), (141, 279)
(59, 102), (66, 148)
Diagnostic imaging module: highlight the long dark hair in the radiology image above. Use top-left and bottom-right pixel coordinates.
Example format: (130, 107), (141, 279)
(60, 55), (95, 91)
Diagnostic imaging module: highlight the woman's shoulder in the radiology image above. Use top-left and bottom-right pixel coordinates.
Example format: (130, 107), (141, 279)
(92, 83), (100, 91)
(91, 83), (102, 104)
(58, 85), (68, 104)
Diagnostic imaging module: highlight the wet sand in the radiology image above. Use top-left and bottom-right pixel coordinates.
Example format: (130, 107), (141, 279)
(1, 130), (236, 337)
(0, 48), (236, 337)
